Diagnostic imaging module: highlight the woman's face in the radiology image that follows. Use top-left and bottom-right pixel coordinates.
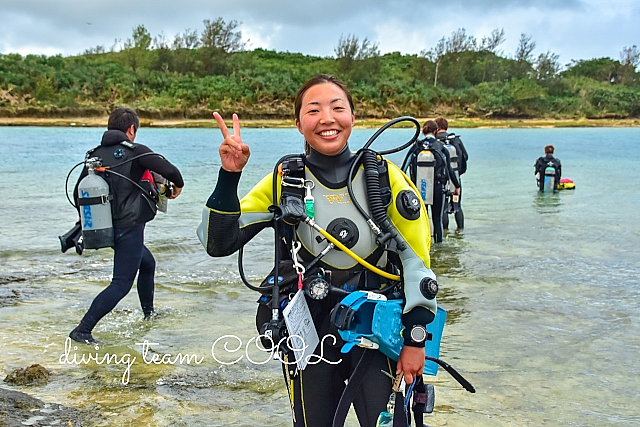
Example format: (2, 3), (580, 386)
(296, 82), (355, 156)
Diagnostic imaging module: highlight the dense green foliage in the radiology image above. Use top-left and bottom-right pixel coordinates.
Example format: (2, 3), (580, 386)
(1, 23), (639, 120)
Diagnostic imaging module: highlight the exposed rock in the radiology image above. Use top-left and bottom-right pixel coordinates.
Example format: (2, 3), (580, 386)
(3, 364), (49, 386)
(0, 387), (92, 426)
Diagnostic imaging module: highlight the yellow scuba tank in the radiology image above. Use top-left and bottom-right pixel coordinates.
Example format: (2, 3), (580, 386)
(77, 158), (114, 249)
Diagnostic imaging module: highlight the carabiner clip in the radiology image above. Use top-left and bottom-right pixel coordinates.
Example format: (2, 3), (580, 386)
(291, 241), (306, 279)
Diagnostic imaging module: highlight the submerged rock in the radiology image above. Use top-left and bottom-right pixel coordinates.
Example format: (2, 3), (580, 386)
(3, 364), (49, 386)
(0, 274), (28, 307)
(0, 387), (92, 426)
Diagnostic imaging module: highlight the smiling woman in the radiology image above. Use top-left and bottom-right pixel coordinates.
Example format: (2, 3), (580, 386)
(197, 74), (441, 427)
(294, 74), (356, 156)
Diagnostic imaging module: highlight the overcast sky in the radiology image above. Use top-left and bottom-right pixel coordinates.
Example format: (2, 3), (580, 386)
(1, 0), (638, 67)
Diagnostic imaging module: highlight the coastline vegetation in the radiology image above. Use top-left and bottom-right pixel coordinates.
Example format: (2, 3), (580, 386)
(1, 19), (639, 128)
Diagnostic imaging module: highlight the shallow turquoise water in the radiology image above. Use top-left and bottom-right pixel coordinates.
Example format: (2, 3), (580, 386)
(1, 125), (639, 426)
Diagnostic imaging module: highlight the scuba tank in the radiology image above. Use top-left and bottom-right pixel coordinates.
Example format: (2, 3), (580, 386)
(77, 158), (114, 249)
(415, 150), (435, 205)
(444, 143), (459, 195)
(444, 143), (460, 214)
(543, 165), (556, 192)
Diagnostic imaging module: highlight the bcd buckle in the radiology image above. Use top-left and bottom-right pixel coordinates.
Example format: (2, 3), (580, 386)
(357, 337), (379, 349)
(330, 303), (356, 330)
(282, 176), (305, 188)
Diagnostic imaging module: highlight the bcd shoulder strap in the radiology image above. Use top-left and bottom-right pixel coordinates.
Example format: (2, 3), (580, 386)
(279, 156), (306, 203)
(85, 141), (136, 160)
(119, 140), (137, 149)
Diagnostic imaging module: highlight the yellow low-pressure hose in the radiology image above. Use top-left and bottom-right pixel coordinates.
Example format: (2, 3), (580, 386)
(304, 218), (401, 282)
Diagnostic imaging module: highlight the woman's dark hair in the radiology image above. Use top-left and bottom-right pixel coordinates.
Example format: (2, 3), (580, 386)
(422, 120), (438, 136)
(434, 116), (448, 131)
(545, 144), (555, 154)
(294, 74), (354, 121)
(107, 107), (140, 134)
(294, 74), (354, 154)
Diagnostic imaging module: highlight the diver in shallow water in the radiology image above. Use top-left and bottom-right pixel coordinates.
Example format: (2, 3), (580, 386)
(69, 107), (184, 344)
(198, 74), (439, 427)
(403, 120), (460, 243)
(534, 144), (562, 192)
(435, 117), (467, 231)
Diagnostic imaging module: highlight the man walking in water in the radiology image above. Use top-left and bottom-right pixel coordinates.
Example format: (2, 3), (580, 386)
(69, 107), (184, 343)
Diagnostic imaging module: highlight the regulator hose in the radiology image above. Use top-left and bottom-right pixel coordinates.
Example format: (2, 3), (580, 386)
(304, 217), (401, 282)
(346, 116), (421, 249)
(236, 154), (305, 294)
(64, 152), (167, 209)
(361, 150), (386, 228)
(363, 116), (421, 154)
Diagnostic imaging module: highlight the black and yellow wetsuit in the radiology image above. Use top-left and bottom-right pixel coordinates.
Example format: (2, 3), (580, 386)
(198, 145), (437, 427)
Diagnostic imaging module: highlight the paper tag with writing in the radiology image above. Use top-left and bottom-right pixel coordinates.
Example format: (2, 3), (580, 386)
(282, 290), (319, 370)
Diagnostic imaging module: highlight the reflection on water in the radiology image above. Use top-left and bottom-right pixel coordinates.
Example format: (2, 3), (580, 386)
(431, 232), (466, 277)
(532, 191), (563, 213)
(430, 235), (469, 326)
(436, 288), (468, 327)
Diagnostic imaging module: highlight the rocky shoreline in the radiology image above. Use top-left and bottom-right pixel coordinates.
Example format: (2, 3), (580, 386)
(0, 387), (92, 427)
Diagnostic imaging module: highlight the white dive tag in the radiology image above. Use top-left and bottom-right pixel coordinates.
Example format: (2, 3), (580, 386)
(365, 291), (387, 301)
(283, 290), (319, 370)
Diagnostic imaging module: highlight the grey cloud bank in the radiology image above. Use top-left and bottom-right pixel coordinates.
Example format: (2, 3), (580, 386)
(1, 0), (638, 66)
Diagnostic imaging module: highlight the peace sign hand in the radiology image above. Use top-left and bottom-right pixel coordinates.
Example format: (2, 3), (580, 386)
(214, 112), (250, 172)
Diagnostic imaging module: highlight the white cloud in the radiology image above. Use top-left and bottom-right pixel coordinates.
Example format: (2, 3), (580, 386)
(0, 0), (638, 62)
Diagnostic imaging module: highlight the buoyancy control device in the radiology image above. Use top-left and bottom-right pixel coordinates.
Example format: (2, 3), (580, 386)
(330, 290), (446, 376)
(239, 117), (423, 345)
(64, 148), (168, 252)
(77, 157), (114, 249)
(229, 117), (475, 427)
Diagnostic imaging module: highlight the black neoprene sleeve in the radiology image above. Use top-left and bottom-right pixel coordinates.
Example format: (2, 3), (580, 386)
(206, 168), (242, 212)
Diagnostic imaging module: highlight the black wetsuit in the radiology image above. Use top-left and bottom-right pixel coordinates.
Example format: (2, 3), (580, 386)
(437, 131), (467, 230)
(72, 130), (183, 335)
(403, 136), (460, 243)
(534, 154), (561, 191)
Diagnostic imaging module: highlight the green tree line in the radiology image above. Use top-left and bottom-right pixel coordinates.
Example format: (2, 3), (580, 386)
(1, 18), (639, 120)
